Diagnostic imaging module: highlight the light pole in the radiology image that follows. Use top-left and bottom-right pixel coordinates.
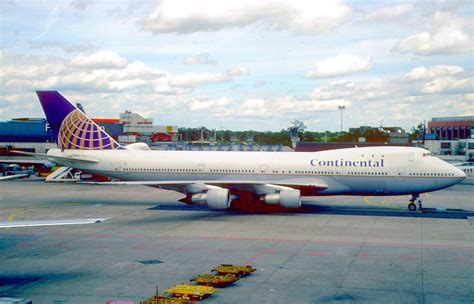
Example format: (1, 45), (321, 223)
(338, 105), (346, 141)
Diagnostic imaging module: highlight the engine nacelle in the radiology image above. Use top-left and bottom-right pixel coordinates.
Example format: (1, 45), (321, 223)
(262, 189), (301, 208)
(190, 189), (231, 209)
(207, 188), (231, 209)
(190, 193), (208, 205)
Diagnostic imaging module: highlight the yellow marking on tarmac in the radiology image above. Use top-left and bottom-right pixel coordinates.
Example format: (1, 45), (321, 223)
(8, 209), (28, 221)
(364, 194), (437, 211)
(381, 197), (404, 210)
(1, 209), (29, 230)
(363, 196), (402, 210)
(63, 203), (81, 206)
(363, 196), (381, 207)
(2, 202), (79, 223)
(381, 197), (392, 207)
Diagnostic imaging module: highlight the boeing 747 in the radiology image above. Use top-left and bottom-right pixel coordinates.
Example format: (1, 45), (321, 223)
(18, 91), (466, 212)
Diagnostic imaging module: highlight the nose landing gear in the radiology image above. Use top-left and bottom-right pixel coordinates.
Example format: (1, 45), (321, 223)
(408, 194), (422, 211)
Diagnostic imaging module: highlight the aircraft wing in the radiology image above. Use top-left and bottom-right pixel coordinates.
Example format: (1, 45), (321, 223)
(81, 179), (328, 193)
(0, 218), (109, 228)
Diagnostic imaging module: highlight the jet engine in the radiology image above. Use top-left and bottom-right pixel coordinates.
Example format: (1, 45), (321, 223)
(190, 188), (231, 209)
(262, 189), (301, 208)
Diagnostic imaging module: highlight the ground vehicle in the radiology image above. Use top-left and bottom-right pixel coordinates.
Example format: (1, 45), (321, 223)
(1, 164), (33, 176)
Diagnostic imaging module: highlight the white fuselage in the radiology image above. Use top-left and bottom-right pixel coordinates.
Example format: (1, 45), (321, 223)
(48, 146), (465, 196)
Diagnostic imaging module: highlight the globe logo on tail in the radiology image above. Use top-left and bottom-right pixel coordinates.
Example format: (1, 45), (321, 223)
(58, 109), (120, 150)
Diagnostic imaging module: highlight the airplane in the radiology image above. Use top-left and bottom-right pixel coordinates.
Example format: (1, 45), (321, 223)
(16, 91), (466, 212)
(455, 162), (474, 177)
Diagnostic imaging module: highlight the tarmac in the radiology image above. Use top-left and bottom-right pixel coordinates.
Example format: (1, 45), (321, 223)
(0, 179), (473, 303)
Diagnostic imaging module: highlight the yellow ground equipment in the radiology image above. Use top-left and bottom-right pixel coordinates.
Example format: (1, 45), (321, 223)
(141, 287), (191, 304)
(190, 274), (239, 287)
(141, 295), (190, 304)
(164, 284), (218, 301)
(211, 264), (256, 277)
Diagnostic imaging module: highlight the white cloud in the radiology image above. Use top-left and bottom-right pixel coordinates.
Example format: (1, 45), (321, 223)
(311, 79), (397, 103)
(169, 73), (230, 87)
(189, 97), (231, 111)
(1, 61), (64, 80)
(1, 51), (169, 94)
(275, 96), (350, 113)
(394, 30), (472, 55)
(226, 67), (248, 76)
(311, 80), (356, 100)
(71, 0), (93, 11)
(422, 76), (473, 94)
(306, 54), (372, 78)
(1, 51), (247, 96)
(401, 65), (472, 95)
(403, 65), (464, 80)
(141, 0), (352, 35)
(393, 11), (473, 55)
(363, 4), (413, 21)
(243, 98), (265, 108)
(108, 61), (168, 81)
(183, 53), (216, 65)
(69, 51), (128, 69)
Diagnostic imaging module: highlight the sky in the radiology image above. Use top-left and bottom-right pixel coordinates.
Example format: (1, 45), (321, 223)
(0, 0), (473, 132)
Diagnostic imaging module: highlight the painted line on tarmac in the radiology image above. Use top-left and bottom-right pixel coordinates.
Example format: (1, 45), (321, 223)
(2, 208), (29, 230)
(381, 197), (404, 210)
(362, 196), (380, 207)
(95, 245), (112, 249)
(363, 196), (403, 210)
(8, 209), (28, 221)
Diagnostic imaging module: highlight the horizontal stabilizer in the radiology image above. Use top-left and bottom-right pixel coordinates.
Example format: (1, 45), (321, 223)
(11, 150), (99, 164)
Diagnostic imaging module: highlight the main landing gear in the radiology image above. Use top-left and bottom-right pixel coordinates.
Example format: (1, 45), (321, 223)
(408, 194), (423, 211)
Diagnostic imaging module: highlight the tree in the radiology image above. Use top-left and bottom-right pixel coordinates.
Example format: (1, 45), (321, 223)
(410, 123), (425, 141)
(287, 119), (306, 138)
(364, 128), (389, 142)
(303, 131), (315, 142)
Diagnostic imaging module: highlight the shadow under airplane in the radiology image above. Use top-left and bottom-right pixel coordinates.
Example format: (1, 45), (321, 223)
(148, 202), (474, 219)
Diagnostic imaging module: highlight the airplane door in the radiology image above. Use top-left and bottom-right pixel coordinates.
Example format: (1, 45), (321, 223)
(198, 163), (206, 173)
(409, 152), (414, 162)
(260, 165), (268, 174)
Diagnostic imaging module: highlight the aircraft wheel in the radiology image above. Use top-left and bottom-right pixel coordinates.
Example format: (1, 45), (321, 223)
(408, 202), (417, 211)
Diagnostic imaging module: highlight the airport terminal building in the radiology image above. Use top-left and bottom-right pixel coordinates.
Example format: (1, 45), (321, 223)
(427, 116), (473, 140)
(424, 116), (474, 161)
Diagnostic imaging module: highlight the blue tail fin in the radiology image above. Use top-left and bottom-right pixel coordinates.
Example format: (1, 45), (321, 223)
(36, 91), (122, 150)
